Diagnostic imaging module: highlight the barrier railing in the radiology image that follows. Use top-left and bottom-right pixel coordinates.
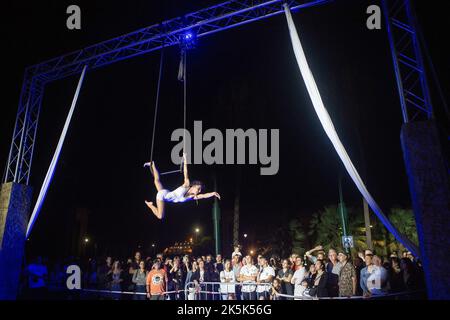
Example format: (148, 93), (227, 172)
(67, 282), (423, 300)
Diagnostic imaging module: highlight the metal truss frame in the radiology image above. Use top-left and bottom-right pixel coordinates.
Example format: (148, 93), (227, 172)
(382, 0), (433, 123)
(4, 0), (433, 184)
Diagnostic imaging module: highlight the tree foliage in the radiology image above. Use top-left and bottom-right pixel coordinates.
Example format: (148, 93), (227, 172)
(262, 205), (419, 257)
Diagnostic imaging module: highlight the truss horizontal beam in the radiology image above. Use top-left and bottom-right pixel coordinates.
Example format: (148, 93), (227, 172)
(5, 0), (330, 184)
(29, 0), (330, 83)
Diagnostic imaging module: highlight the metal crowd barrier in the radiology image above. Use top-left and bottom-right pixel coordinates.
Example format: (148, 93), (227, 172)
(69, 282), (423, 301)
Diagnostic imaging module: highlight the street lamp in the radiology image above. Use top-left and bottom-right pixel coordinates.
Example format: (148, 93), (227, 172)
(243, 233), (248, 238)
(194, 227), (200, 243)
(84, 237), (89, 244)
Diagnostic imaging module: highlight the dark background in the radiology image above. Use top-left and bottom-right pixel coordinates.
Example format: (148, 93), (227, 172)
(1, 0), (448, 259)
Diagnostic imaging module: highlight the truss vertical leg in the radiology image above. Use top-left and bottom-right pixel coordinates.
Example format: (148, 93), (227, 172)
(3, 74), (44, 185)
(382, 0), (433, 122)
(385, 0), (450, 299)
(18, 80), (45, 185)
(4, 72), (33, 183)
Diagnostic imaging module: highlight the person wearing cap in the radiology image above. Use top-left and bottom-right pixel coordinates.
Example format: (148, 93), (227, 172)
(337, 251), (356, 297)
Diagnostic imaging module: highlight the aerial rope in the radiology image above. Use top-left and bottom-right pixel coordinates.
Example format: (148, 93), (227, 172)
(283, 4), (419, 257)
(147, 47), (187, 176)
(149, 45), (165, 166)
(26, 65), (88, 238)
(180, 49), (188, 171)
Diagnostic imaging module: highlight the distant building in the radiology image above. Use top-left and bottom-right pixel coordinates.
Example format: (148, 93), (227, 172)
(163, 241), (193, 255)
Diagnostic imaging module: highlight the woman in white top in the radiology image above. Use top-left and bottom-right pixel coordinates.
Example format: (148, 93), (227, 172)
(220, 260), (236, 300)
(144, 153), (221, 219)
(256, 257), (275, 300)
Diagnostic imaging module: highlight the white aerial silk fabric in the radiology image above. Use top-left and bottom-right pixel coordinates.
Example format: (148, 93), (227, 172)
(26, 66), (88, 238)
(283, 4), (419, 257)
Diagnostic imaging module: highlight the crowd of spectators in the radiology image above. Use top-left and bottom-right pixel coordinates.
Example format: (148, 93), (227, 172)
(22, 245), (425, 300)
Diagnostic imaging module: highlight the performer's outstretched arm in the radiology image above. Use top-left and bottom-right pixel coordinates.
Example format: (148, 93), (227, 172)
(195, 192), (221, 201)
(182, 152), (190, 188)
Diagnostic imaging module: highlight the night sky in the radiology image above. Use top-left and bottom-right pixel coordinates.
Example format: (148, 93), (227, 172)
(2, 0), (449, 259)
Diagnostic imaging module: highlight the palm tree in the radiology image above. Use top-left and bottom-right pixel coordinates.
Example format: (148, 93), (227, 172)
(386, 208), (419, 254)
(289, 218), (307, 255)
(308, 205), (343, 250)
(260, 225), (293, 258)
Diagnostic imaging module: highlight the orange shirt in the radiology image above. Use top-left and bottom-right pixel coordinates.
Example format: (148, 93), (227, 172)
(146, 269), (167, 295)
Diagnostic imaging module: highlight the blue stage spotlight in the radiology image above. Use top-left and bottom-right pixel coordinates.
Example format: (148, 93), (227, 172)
(180, 31), (197, 49)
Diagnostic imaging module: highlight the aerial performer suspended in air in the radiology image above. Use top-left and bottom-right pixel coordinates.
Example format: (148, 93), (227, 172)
(144, 153), (221, 219)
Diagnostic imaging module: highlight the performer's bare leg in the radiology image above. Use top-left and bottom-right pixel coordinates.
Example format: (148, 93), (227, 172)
(145, 162), (165, 219)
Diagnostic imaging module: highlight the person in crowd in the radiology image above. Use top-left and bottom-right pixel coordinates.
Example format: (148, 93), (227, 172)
(406, 252), (415, 263)
(360, 251), (387, 297)
(132, 261), (148, 300)
(26, 257), (48, 299)
(220, 259), (236, 300)
(192, 260), (212, 300)
(373, 255), (389, 294)
(289, 254), (299, 271)
(269, 255), (280, 273)
(295, 279), (310, 299)
(129, 251), (142, 277)
(168, 258), (184, 300)
(185, 260), (196, 285)
(232, 255), (242, 300)
(239, 255), (258, 300)
(305, 245), (325, 264)
(179, 255), (190, 299)
(192, 260), (208, 284)
(163, 257), (173, 274)
(210, 261), (221, 301)
(388, 256), (405, 293)
(400, 257), (421, 292)
(337, 251), (356, 297)
(156, 253), (164, 263)
(242, 255), (248, 267)
(215, 254), (224, 273)
(277, 259), (294, 300)
(304, 263), (317, 288)
(205, 254), (215, 273)
(360, 250), (374, 296)
(48, 261), (65, 290)
(145, 256), (153, 270)
(185, 260), (198, 300)
(326, 249), (341, 297)
(110, 261), (123, 300)
(311, 259), (328, 298)
(97, 256), (113, 290)
(257, 255), (265, 272)
(181, 255), (190, 273)
(123, 258), (134, 292)
(256, 257), (275, 300)
(293, 256), (303, 271)
(353, 256), (365, 296)
(146, 260), (168, 300)
(291, 256), (306, 299)
(85, 258), (97, 289)
(270, 278), (282, 300)
(232, 245), (243, 259)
